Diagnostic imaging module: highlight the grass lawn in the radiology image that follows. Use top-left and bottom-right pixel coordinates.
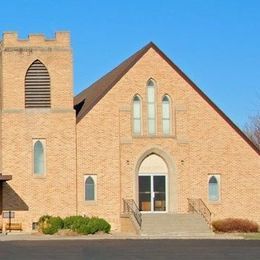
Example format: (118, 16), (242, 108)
(242, 233), (260, 240)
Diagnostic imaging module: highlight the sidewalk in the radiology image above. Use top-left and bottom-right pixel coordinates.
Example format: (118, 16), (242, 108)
(0, 231), (244, 241)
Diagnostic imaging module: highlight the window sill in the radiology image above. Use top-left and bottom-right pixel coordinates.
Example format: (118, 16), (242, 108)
(26, 108), (51, 113)
(208, 200), (221, 205)
(33, 175), (47, 179)
(84, 200), (98, 205)
(132, 135), (176, 139)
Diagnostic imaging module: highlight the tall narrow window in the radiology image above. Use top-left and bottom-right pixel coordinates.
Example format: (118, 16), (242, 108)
(147, 79), (156, 134)
(34, 140), (45, 175)
(162, 95), (171, 135)
(208, 175), (220, 201)
(133, 95), (141, 134)
(85, 176), (95, 201)
(25, 60), (51, 108)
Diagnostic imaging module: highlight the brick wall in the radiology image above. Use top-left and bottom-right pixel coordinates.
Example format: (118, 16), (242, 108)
(0, 33), (259, 232)
(0, 32), (77, 231)
(76, 48), (260, 231)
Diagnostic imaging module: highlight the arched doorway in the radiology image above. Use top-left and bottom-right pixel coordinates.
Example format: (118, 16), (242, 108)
(138, 154), (168, 212)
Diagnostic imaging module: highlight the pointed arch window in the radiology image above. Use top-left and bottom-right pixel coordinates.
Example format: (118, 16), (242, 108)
(147, 79), (156, 134)
(25, 60), (51, 108)
(133, 95), (142, 134)
(162, 95), (171, 135)
(208, 175), (220, 201)
(85, 176), (96, 201)
(33, 140), (45, 175)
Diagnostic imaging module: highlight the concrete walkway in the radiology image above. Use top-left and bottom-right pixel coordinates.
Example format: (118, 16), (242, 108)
(0, 231), (244, 241)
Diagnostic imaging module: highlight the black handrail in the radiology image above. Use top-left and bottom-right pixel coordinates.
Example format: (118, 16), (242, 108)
(187, 198), (211, 226)
(123, 199), (142, 227)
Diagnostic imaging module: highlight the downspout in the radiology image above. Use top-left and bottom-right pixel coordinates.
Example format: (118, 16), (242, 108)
(75, 115), (78, 215)
(118, 109), (122, 215)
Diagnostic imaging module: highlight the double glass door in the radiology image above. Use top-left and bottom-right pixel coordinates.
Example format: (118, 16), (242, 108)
(138, 175), (167, 212)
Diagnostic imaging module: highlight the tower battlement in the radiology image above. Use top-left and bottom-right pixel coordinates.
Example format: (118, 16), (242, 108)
(0, 32), (70, 48)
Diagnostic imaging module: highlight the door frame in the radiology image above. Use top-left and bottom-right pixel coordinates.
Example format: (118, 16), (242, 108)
(138, 173), (168, 213)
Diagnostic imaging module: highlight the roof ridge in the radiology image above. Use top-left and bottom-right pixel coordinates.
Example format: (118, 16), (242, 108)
(74, 42), (153, 104)
(74, 42), (153, 121)
(74, 43), (260, 155)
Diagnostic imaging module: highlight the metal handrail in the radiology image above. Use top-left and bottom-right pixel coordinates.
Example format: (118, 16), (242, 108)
(187, 198), (211, 226)
(123, 199), (142, 227)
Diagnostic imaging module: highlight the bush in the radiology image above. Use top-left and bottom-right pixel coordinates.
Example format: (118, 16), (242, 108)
(212, 218), (259, 233)
(38, 215), (51, 224)
(64, 216), (111, 234)
(40, 216), (64, 235)
(38, 215), (51, 232)
(75, 217), (111, 235)
(63, 216), (89, 231)
(91, 217), (111, 233)
(38, 215), (111, 235)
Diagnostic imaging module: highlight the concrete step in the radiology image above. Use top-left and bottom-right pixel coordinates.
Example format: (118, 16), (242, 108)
(141, 213), (212, 235)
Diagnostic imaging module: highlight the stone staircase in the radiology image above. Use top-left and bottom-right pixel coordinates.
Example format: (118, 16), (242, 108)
(141, 213), (212, 236)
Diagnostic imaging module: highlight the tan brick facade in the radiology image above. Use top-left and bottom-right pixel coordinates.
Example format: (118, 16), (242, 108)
(0, 32), (259, 232)
(76, 48), (260, 230)
(0, 32), (77, 231)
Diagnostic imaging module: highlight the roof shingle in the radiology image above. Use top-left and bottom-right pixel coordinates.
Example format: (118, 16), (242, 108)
(74, 42), (260, 155)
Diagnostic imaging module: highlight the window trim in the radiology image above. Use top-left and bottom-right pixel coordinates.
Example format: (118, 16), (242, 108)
(162, 94), (172, 135)
(146, 78), (157, 135)
(32, 139), (46, 177)
(84, 175), (97, 203)
(208, 174), (221, 203)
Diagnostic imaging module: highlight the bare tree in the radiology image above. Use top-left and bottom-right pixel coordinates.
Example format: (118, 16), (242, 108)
(244, 113), (260, 150)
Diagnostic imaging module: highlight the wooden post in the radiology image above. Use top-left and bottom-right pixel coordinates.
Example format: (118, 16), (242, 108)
(0, 183), (5, 234)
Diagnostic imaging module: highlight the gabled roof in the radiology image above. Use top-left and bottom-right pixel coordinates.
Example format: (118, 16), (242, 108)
(74, 42), (153, 122)
(74, 42), (260, 155)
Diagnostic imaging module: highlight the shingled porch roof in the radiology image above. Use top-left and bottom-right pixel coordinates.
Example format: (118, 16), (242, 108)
(0, 174), (12, 182)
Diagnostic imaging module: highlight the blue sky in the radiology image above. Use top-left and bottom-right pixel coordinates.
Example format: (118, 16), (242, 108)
(1, 0), (259, 128)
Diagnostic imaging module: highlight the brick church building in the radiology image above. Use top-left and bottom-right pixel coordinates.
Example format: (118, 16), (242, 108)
(0, 32), (259, 233)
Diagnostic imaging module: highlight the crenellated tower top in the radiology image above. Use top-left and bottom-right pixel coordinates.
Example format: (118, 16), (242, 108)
(0, 31), (70, 48)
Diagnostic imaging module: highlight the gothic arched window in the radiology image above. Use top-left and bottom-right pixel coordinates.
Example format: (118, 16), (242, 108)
(133, 95), (142, 134)
(147, 79), (156, 134)
(34, 140), (45, 175)
(162, 95), (171, 135)
(208, 176), (220, 201)
(85, 176), (95, 201)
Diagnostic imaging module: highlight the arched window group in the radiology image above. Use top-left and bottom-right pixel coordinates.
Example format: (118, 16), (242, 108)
(132, 79), (172, 135)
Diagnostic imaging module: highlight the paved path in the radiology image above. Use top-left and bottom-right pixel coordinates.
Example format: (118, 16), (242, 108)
(0, 239), (259, 260)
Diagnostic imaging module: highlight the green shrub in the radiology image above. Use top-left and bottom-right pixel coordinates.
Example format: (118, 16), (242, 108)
(86, 217), (100, 234)
(75, 217), (107, 234)
(76, 223), (92, 235)
(38, 215), (51, 224)
(38, 215), (51, 232)
(40, 216), (64, 235)
(38, 215), (111, 235)
(64, 216), (111, 235)
(212, 218), (259, 233)
(92, 217), (111, 233)
(64, 216), (89, 231)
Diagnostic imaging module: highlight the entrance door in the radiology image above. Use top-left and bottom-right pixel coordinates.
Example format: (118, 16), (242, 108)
(139, 175), (167, 212)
